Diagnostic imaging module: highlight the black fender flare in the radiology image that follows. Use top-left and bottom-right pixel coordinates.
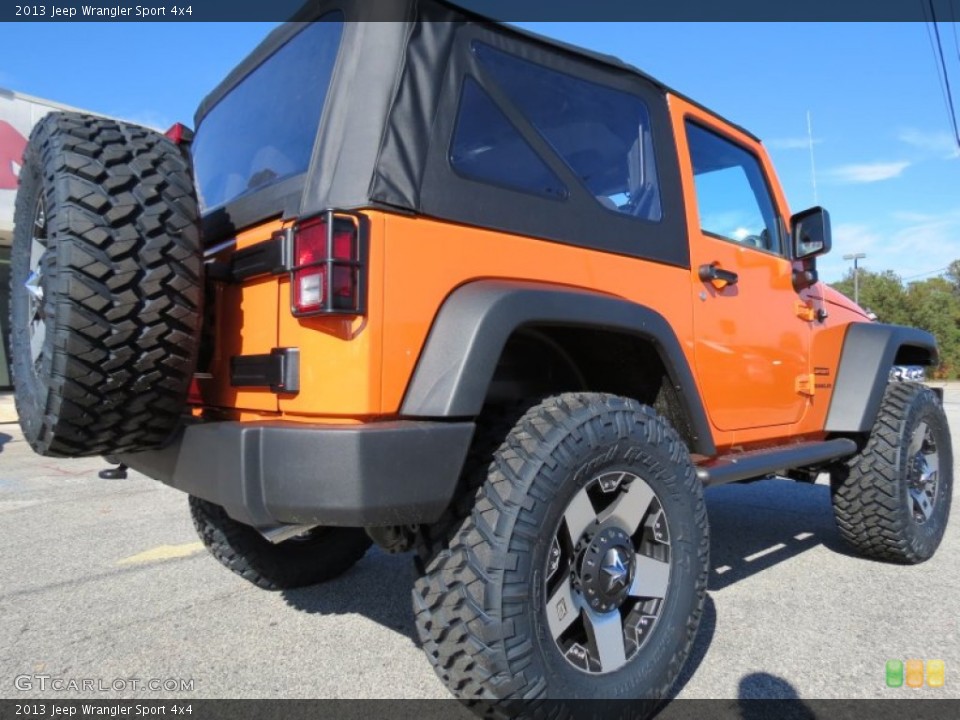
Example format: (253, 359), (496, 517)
(400, 280), (716, 456)
(825, 323), (939, 433)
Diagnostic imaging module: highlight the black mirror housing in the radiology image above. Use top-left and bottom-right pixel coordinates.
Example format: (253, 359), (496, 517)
(791, 206), (832, 260)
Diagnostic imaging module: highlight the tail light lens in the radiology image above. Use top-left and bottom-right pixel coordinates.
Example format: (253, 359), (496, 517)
(291, 213), (363, 316)
(186, 377), (203, 405)
(164, 122), (194, 145)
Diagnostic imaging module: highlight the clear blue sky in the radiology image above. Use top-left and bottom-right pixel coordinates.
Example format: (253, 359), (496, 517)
(4, 21), (959, 282)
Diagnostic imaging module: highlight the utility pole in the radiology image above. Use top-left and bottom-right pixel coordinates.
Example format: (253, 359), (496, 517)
(843, 252), (867, 305)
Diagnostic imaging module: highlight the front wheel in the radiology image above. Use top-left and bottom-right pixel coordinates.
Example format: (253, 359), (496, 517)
(831, 381), (952, 563)
(413, 393), (709, 706)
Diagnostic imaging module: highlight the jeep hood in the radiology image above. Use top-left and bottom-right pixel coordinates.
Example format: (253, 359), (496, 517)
(820, 285), (871, 320)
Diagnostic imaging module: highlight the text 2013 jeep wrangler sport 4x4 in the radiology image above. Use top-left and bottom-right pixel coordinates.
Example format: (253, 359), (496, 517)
(10, 0), (952, 706)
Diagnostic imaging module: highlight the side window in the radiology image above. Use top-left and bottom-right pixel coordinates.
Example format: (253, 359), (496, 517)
(471, 42), (662, 222)
(685, 122), (781, 254)
(450, 77), (568, 201)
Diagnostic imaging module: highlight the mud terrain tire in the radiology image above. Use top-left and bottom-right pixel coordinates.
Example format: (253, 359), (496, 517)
(413, 392), (709, 707)
(10, 112), (203, 457)
(189, 497), (372, 590)
(831, 381), (952, 563)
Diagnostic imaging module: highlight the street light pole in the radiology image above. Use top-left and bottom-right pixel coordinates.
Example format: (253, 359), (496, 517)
(843, 252), (867, 305)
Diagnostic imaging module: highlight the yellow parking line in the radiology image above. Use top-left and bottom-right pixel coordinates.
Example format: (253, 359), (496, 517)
(117, 542), (205, 566)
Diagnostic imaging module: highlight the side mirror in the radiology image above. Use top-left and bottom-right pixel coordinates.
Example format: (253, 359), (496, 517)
(790, 207), (831, 292)
(791, 206), (832, 260)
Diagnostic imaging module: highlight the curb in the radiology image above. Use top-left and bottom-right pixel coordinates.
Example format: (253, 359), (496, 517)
(0, 392), (17, 424)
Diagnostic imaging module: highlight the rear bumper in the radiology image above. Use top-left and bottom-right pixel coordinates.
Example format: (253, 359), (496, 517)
(119, 420), (475, 529)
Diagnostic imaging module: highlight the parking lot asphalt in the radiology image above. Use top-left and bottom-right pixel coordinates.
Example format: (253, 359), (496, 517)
(0, 385), (956, 702)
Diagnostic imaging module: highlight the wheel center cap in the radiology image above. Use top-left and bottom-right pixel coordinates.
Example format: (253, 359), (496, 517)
(25, 270), (43, 301)
(578, 526), (634, 612)
(601, 547), (630, 592)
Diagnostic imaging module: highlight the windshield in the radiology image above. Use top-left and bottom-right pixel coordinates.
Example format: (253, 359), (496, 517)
(191, 15), (344, 213)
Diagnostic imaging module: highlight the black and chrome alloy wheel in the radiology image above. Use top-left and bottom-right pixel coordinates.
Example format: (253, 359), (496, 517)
(25, 196), (48, 377)
(907, 420), (940, 525)
(414, 393), (710, 706)
(545, 470), (671, 674)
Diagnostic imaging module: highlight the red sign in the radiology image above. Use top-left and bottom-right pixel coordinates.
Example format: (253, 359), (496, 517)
(0, 120), (28, 190)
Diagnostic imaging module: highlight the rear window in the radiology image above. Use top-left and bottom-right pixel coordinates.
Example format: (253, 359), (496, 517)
(191, 15), (344, 213)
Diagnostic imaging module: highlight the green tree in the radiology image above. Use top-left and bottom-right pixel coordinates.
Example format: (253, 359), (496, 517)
(946, 259), (960, 294)
(829, 266), (960, 378)
(831, 268), (911, 325)
(904, 277), (960, 378)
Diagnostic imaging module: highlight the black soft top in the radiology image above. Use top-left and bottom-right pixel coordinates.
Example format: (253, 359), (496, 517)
(193, 0), (753, 269)
(195, 0), (755, 140)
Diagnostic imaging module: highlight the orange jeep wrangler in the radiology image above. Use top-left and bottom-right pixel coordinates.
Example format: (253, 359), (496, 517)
(10, 1), (952, 706)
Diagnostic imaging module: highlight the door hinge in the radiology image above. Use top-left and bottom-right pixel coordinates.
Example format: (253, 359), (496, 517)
(230, 348), (300, 394)
(795, 300), (816, 322)
(795, 373), (816, 396)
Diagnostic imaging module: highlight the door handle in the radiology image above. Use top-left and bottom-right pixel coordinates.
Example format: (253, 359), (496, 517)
(698, 263), (739, 287)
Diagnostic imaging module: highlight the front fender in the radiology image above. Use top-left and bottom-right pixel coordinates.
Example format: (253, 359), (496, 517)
(825, 323), (939, 433)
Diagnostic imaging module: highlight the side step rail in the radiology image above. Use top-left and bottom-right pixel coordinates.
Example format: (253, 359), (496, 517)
(696, 438), (858, 487)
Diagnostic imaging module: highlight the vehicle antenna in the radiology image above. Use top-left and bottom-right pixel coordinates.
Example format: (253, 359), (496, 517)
(807, 110), (818, 205)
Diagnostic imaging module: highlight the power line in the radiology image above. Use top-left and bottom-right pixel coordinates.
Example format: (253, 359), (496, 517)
(901, 265), (950, 281)
(926, 0), (960, 150)
(924, 2), (954, 135)
(951, 0), (960, 65)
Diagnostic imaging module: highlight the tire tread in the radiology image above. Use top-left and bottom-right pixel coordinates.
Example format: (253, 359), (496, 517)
(12, 112), (203, 457)
(832, 381), (951, 563)
(413, 392), (709, 702)
(189, 496), (372, 591)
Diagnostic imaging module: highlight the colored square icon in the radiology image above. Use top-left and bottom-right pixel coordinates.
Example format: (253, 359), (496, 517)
(906, 659), (924, 688)
(886, 659), (904, 687)
(927, 660), (945, 688)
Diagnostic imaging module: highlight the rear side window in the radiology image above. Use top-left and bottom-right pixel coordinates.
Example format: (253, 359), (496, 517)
(450, 78), (568, 200)
(191, 15), (344, 212)
(472, 42), (662, 222)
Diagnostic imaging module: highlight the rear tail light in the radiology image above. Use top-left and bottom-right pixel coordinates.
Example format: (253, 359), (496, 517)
(164, 122), (194, 145)
(291, 212), (364, 316)
(187, 377), (202, 405)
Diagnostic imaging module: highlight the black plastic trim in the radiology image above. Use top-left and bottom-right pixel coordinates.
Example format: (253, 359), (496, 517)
(401, 280), (716, 456)
(695, 438), (857, 486)
(825, 323), (939, 433)
(118, 419), (475, 528)
(230, 231), (288, 282)
(201, 174), (303, 245)
(230, 348), (300, 394)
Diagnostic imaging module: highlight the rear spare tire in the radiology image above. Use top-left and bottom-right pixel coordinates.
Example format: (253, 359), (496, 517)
(10, 112), (202, 457)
